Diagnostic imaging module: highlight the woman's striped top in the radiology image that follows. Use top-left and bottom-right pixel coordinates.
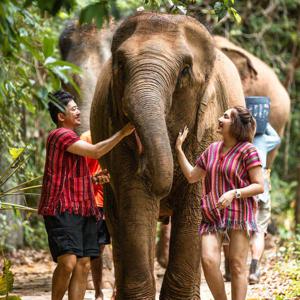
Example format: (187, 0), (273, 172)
(196, 141), (262, 235)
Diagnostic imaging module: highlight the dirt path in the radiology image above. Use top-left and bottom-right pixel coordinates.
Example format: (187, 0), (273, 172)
(6, 241), (280, 300)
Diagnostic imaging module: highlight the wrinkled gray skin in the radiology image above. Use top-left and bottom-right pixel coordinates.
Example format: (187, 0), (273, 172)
(90, 12), (245, 299)
(59, 21), (115, 133)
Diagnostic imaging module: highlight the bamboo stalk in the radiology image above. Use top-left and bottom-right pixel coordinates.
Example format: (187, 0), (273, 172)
(4, 184), (42, 194)
(0, 202), (37, 212)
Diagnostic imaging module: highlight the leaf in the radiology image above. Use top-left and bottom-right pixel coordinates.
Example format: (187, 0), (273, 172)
(8, 148), (24, 160)
(79, 1), (110, 29)
(214, 2), (227, 20)
(44, 58), (81, 73)
(0, 258), (14, 295)
(229, 7), (241, 24)
(43, 36), (55, 58)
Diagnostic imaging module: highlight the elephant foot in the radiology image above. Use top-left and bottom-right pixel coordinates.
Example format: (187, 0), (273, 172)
(160, 285), (201, 300)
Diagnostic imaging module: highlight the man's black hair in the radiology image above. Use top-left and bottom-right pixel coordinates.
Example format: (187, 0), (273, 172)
(48, 90), (75, 125)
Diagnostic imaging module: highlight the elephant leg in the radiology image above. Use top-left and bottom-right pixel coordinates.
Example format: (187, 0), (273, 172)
(113, 183), (159, 300)
(156, 222), (171, 268)
(160, 187), (201, 299)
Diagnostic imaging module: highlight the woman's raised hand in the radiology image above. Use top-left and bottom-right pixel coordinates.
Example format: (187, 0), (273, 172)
(176, 126), (189, 150)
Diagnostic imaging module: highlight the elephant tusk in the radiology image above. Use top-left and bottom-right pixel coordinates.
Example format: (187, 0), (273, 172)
(134, 130), (143, 155)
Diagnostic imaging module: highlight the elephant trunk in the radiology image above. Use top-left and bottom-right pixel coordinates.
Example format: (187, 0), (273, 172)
(124, 83), (173, 199)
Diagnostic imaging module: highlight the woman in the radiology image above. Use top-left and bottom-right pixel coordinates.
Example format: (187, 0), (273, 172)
(176, 106), (264, 300)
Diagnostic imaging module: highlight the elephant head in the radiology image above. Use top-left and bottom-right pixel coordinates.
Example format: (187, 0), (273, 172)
(59, 21), (114, 132)
(91, 12), (245, 201)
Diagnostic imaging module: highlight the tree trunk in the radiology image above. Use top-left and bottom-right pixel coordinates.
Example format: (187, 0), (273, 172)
(295, 164), (300, 226)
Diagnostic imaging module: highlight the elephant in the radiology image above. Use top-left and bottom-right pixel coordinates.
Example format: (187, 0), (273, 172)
(59, 21), (116, 133)
(214, 35), (291, 168)
(90, 12), (245, 299)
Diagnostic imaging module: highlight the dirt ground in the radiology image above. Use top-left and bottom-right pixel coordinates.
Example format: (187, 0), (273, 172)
(3, 236), (290, 300)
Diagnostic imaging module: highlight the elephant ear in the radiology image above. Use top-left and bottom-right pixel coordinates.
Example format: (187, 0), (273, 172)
(111, 15), (138, 53)
(90, 59), (114, 144)
(182, 18), (216, 88)
(90, 57), (126, 145)
(214, 35), (258, 81)
(196, 49), (245, 144)
(196, 72), (228, 146)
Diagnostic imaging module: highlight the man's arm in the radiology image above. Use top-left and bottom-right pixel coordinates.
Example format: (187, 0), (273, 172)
(67, 123), (135, 159)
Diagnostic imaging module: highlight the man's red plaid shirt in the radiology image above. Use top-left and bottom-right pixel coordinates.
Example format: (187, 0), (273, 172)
(38, 127), (98, 218)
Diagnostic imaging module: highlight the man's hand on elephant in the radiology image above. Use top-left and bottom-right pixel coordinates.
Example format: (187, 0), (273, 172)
(121, 123), (135, 136)
(216, 190), (235, 209)
(176, 126), (189, 150)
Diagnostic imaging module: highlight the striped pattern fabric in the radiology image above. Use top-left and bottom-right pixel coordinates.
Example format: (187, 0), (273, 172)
(38, 128), (98, 218)
(196, 141), (262, 235)
(80, 131), (104, 208)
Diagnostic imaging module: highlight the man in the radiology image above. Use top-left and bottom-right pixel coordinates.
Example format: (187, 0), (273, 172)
(81, 130), (110, 300)
(38, 90), (134, 300)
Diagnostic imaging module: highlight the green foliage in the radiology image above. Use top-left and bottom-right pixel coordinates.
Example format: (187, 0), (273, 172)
(213, 0), (241, 23)
(271, 173), (297, 214)
(0, 148), (40, 251)
(23, 217), (48, 249)
(79, 0), (110, 28)
(0, 147), (41, 205)
(25, 0), (77, 15)
(0, 257), (21, 299)
(270, 173), (297, 236)
(274, 227), (300, 299)
(0, 215), (10, 251)
(0, 258), (14, 296)
(0, 1), (81, 223)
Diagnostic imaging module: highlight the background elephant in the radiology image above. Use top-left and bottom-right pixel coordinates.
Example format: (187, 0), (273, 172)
(90, 12), (245, 299)
(214, 35), (291, 167)
(59, 21), (115, 133)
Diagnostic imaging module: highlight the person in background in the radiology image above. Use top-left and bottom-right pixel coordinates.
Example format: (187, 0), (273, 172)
(176, 106), (264, 300)
(38, 90), (134, 300)
(81, 130), (111, 300)
(248, 123), (281, 284)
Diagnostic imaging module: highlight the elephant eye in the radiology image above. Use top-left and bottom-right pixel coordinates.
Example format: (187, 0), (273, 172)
(181, 65), (191, 76)
(176, 65), (193, 89)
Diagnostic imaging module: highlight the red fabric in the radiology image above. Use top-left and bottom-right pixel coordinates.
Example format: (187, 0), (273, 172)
(80, 131), (104, 207)
(38, 128), (98, 218)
